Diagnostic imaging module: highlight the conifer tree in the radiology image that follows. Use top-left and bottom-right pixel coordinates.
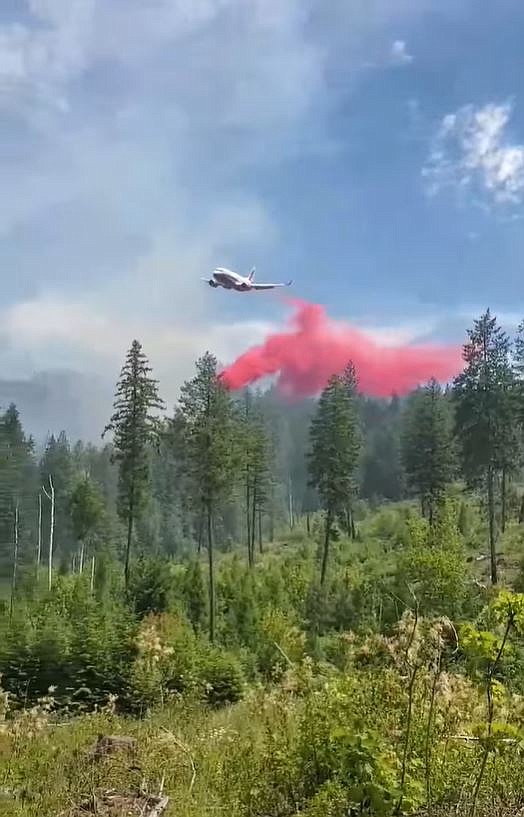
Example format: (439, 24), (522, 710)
(307, 364), (361, 585)
(69, 475), (105, 573)
(400, 378), (456, 523)
(240, 390), (271, 566)
(103, 340), (164, 589)
(453, 310), (515, 584)
(0, 405), (35, 603)
(40, 430), (76, 568)
(184, 559), (207, 632)
(178, 352), (240, 642)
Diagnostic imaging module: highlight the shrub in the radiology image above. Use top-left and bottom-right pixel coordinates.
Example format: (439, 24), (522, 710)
(200, 648), (246, 707)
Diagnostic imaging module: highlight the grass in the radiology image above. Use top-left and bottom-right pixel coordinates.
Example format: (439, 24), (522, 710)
(3, 497), (524, 816)
(1, 699), (240, 815)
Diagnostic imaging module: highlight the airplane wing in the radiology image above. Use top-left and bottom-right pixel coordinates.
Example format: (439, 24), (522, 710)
(250, 280), (293, 290)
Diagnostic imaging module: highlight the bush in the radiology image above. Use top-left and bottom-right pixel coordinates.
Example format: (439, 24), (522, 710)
(200, 648), (246, 707)
(127, 556), (174, 617)
(395, 501), (471, 618)
(254, 608), (306, 679)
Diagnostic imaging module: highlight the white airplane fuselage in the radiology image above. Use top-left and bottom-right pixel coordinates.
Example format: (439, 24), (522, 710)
(203, 266), (292, 292)
(209, 267), (252, 291)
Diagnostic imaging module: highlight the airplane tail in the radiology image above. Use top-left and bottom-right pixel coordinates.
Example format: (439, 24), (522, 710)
(248, 266), (256, 281)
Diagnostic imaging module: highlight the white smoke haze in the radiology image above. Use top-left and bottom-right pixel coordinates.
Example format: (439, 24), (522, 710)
(0, 0), (470, 440)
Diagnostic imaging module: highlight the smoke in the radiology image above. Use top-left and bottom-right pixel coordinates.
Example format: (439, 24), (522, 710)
(220, 298), (463, 397)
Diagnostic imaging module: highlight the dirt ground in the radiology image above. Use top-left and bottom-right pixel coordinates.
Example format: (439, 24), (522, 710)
(66, 790), (169, 816)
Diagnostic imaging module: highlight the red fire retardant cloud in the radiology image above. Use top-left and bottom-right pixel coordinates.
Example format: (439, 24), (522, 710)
(220, 299), (463, 398)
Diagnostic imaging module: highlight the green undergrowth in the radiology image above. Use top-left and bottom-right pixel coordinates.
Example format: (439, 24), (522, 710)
(4, 597), (524, 816)
(3, 498), (524, 815)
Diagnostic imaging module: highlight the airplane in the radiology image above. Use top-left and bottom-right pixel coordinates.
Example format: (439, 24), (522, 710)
(201, 266), (293, 292)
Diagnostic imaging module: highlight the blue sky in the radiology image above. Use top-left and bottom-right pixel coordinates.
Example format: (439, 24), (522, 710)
(1, 0), (524, 403)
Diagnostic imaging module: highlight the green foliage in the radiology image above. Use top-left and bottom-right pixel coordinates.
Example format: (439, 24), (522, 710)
(453, 310), (520, 584)
(400, 379), (456, 521)
(183, 559), (207, 633)
(69, 475), (105, 544)
(8, 326), (524, 815)
(238, 389), (273, 566)
(127, 555), (174, 617)
(308, 364), (362, 583)
(201, 648), (246, 706)
(396, 500), (471, 618)
(103, 339), (165, 587)
(254, 607), (306, 678)
(177, 352), (241, 642)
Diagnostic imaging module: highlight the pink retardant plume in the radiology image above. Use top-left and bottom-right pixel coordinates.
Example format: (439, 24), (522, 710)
(220, 299), (463, 398)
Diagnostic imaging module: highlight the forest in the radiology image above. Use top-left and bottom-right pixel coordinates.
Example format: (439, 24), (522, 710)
(2, 308), (524, 816)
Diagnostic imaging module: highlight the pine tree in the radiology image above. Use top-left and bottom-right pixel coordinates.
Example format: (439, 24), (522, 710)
(400, 378), (456, 523)
(184, 559), (207, 632)
(307, 364), (361, 585)
(178, 352), (240, 642)
(453, 310), (515, 584)
(359, 396), (405, 501)
(0, 405), (37, 588)
(240, 390), (271, 566)
(103, 340), (165, 589)
(40, 431), (77, 570)
(69, 475), (105, 573)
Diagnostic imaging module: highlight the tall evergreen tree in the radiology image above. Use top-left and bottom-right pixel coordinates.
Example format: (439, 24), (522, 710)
(307, 364), (361, 585)
(359, 396), (405, 501)
(69, 475), (105, 573)
(103, 340), (165, 589)
(0, 405), (36, 591)
(40, 430), (77, 568)
(240, 390), (272, 566)
(400, 378), (456, 523)
(453, 310), (515, 584)
(178, 352), (240, 642)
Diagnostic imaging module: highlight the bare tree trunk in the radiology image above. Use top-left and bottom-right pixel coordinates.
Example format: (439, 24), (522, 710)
(501, 468), (507, 534)
(306, 513), (311, 537)
(428, 497), (434, 528)
(258, 505), (263, 554)
(269, 480), (275, 542)
(9, 503), (19, 622)
(79, 541), (85, 574)
(350, 507), (356, 540)
(519, 494), (524, 525)
(288, 474), (294, 528)
(488, 466), (497, 585)
(90, 554), (96, 593)
(207, 504), (215, 643)
(43, 475), (55, 592)
(251, 483), (257, 564)
(246, 479), (252, 567)
(197, 504), (204, 554)
(36, 491), (42, 579)
(320, 508), (332, 586)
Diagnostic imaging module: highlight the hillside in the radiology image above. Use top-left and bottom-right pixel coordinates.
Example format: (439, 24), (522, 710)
(2, 316), (524, 816)
(2, 508), (524, 816)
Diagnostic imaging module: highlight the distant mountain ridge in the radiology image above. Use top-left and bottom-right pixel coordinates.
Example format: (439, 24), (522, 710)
(0, 370), (113, 445)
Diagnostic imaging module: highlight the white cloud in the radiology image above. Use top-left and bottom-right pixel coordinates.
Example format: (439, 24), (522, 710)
(0, 0), (95, 110)
(423, 101), (524, 207)
(0, 0), (457, 406)
(1, 292), (273, 404)
(390, 39), (413, 65)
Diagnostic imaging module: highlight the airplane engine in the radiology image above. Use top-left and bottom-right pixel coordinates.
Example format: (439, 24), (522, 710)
(209, 279), (219, 287)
